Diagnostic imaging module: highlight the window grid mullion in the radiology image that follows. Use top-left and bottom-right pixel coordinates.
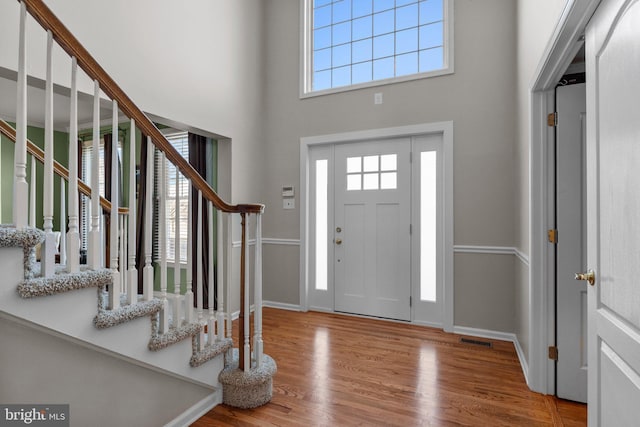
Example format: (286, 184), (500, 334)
(311, 0), (444, 92)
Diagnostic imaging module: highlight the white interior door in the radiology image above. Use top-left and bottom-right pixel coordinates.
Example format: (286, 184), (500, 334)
(333, 139), (411, 321)
(556, 83), (588, 402)
(586, 1), (640, 424)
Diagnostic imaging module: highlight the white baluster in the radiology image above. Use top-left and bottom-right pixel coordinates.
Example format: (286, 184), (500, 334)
(243, 214), (250, 372)
(59, 179), (66, 265)
(88, 81), (101, 270)
(185, 185), (194, 324)
(140, 140), (155, 301)
(100, 212), (105, 267)
(127, 119), (137, 305)
(109, 100), (120, 309)
(142, 138), (154, 301)
(217, 209), (225, 341)
(66, 57), (80, 274)
(0, 131), (2, 223)
(13, 2), (28, 229)
(207, 201), (215, 345)
(29, 156), (36, 227)
(197, 190), (205, 350)
(173, 166), (182, 327)
(120, 214), (126, 294)
(159, 152), (169, 332)
(41, 30), (56, 277)
(226, 213), (233, 354)
(254, 212), (264, 367)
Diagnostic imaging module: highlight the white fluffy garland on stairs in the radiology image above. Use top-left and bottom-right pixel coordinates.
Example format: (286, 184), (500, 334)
(219, 348), (277, 409)
(1, 225), (230, 371)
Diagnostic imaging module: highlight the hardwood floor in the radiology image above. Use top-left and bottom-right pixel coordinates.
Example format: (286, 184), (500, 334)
(193, 308), (586, 426)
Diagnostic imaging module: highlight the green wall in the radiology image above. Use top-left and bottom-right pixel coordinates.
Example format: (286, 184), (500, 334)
(2, 122), (218, 298)
(1, 124), (69, 228)
(0, 121), (139, 228)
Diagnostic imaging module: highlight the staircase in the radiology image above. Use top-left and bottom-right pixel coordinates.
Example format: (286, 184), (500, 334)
(0, 1), (275, 425)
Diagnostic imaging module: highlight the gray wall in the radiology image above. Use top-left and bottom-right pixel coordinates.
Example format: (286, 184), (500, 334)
(262, 0), (519, 331)
(0, 318), (213, 427)
(0, 0), (575, 339)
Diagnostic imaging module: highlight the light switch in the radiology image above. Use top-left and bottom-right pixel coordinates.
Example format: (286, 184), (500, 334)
(283, 199), (295, 210)
(374, 92), (383, 105)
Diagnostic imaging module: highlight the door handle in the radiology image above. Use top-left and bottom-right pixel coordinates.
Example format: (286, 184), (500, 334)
(575, 269), (595, 286)
(335, 238), (342, 245)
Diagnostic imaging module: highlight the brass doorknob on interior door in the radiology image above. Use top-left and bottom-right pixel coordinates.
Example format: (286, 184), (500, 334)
(575, 269), (596, 286)
(335, 238), (342, 245)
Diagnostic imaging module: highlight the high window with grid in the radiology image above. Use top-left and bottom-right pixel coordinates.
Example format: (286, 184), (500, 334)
(303, 0), (453, 95)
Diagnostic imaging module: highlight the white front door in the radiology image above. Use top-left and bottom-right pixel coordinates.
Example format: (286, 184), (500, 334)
(586, 1), (640, 424)
(556, 83), (588, 402)
(333, 139), (411, 321)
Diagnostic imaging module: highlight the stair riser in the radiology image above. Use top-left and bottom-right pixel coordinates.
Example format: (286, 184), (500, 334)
(0, 246), (222, 388)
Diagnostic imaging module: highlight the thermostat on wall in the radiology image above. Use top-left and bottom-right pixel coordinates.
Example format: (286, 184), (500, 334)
(282, 186), (295, 197)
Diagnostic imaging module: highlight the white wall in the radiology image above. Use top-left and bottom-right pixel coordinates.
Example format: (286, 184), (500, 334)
(0, 318), (214, 427)
(514, 0), (569, 362)
(0, 0), (266, 313)
(262, 0), (519, 332)
(0, 0), (266, 205)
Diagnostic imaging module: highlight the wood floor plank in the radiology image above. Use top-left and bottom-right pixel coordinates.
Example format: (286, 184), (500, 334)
(192, 308), (586, 426)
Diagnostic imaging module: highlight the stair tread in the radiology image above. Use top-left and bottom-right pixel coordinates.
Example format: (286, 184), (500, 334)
(190, 337), (233, 367)
(0, 225), (44, 279)
(18, 266), (112, 298)
(149, 322), (201, 351)
(94, 298), (164, 329)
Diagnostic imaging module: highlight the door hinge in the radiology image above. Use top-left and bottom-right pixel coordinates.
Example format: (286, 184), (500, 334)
(409, 224), (412, 235)
(410, 296), (412, 307)
(547, 229), (558, 244)
(548, 346), (558, 361)
(547, 112), (557, 127)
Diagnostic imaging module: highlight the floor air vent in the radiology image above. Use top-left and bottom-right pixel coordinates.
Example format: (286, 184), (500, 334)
(460, 337), (492, 348)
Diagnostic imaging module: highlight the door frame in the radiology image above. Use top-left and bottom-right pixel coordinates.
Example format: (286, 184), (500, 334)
(528, 0), (601, 394)
(299, 121), (454, 332)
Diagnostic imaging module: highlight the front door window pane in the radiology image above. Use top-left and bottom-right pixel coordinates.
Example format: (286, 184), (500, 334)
(420, 150), (437, 301)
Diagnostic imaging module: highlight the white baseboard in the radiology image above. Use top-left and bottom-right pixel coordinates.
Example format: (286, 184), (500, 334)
(230, 304), (256, 321)
(453, 325), (529, 384)
(263, 301), (301, 311)
(163, 392), (222, 427)
(513, 335), (530, 386)
(230, 302), (301, 320)
(412, 319), (444, 329)
(453, 325), (517, 342)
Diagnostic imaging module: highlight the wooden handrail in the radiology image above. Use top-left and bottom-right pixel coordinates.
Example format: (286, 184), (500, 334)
(0, 119), (128, 215)
(20, 0), (263, 215)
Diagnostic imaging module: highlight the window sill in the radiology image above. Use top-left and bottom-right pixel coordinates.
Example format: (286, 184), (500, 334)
(300, 66), (454, 99)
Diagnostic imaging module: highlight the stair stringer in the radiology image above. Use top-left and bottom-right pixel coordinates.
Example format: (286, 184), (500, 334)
(0, 246), (223, 389)
(0, 313), (220, 427)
